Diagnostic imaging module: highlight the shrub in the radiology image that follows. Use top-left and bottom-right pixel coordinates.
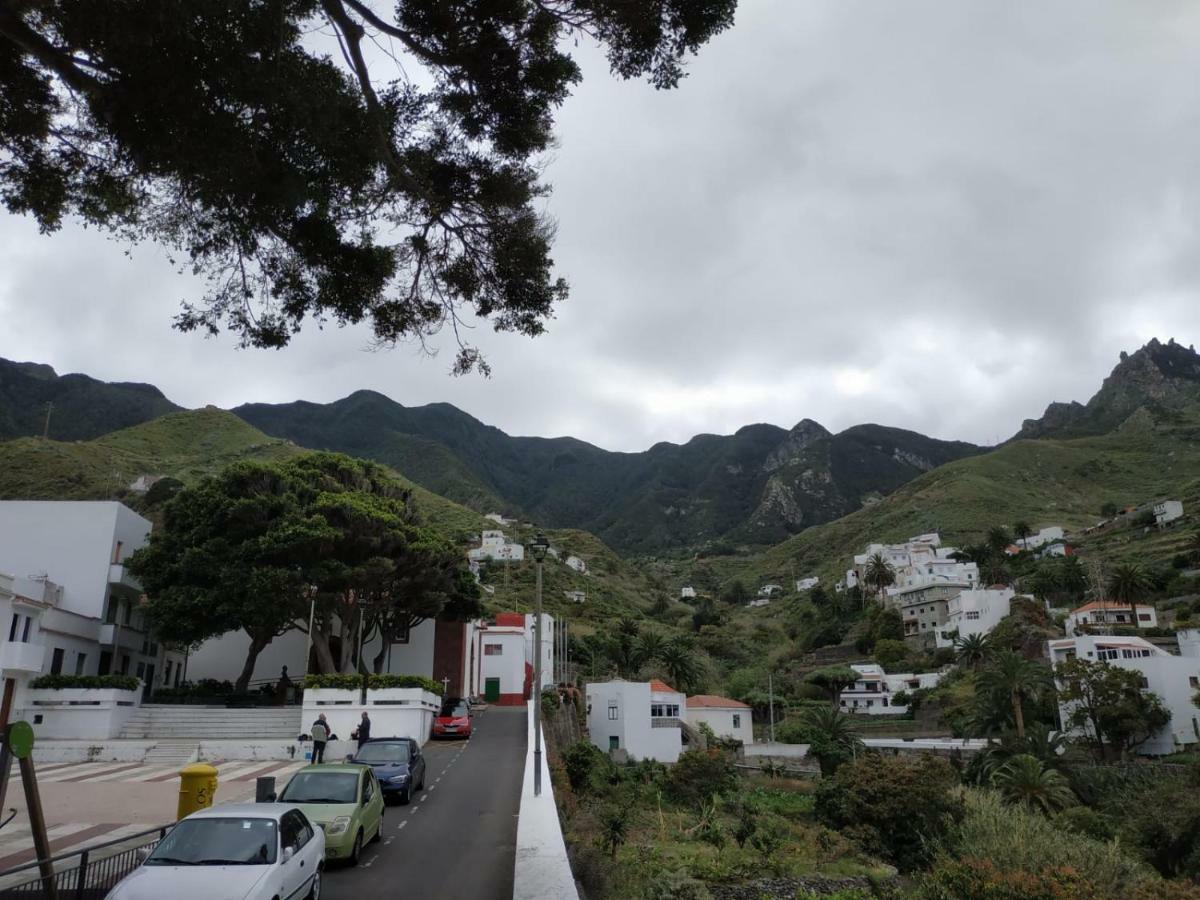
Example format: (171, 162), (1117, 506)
(941, 789), (1154, 892)
(1054, 806), (1115, 842)
(815, 753), (963, 872)
(872, 639), (909, 669)
(1115, 766), (1200, 879)
(302, 673), (443, 694)
(664, 750), (737, 808)
(563, 741), (609, 795)
(915, 858), (1098, 899)
(30, 674), (140, 691)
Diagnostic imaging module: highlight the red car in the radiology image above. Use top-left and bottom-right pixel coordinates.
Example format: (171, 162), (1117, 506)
(432, 698), (472, 739)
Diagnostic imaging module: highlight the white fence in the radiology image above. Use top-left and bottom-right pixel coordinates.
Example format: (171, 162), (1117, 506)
(513, 704), (578, 900)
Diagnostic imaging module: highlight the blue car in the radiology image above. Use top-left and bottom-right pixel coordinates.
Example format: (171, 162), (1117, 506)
(349, 737), (426, 805)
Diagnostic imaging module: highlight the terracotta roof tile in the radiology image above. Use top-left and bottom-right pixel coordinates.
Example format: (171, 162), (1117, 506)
(649, 679), (677, 693)
(687, 695), (750, 709)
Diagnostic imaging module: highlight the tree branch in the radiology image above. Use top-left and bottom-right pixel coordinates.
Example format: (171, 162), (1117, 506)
(0, 7), (103, 97)
(338, 0), (454, 66)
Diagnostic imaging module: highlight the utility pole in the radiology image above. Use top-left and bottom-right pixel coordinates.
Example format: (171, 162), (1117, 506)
(530, 533), (549, 797)
(41, 402), (52, 439)
(768, 671), (776, 743)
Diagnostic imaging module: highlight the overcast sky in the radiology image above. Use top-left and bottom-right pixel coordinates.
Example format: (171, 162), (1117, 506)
(3, 0), (1200, 452)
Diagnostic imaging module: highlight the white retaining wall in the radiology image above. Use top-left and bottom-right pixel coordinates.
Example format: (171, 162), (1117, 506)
(301, 688), (440, 746)
(513, 704), (578, 900)
(20, 686), (142, 739)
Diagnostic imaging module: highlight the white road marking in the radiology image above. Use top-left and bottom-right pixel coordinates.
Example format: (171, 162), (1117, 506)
(420, 793), (428, 802)
(397, 821), (407, 831)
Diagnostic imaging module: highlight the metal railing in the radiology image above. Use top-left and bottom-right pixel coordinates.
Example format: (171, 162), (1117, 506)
(0, 824), (172, 899)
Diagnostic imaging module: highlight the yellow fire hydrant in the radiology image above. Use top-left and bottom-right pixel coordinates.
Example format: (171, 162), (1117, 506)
(177, 763), (219, 821)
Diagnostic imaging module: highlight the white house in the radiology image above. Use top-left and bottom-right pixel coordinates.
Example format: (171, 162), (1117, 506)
(586, 679), (686, 763)
(1047, 634), (1200, 755)
(467, 530), (525, 562)
(746, 597), (771, 609)
(851, 535), (979, 602)
(1011, 526), (1065, 552)
(758, 584), (782, 598)
(484, 513), (516, 526)
(795, 577), (819, 592)
(1065, 601), (1158, 635)
(839, 664), (943, 716)
(473, 614), (529, 705)
(680, 587), (696, 599)
(565, 555), (587, 574)
(1154, 500), (1184, 526)
(686, 695), (753, 745)
(0, 501), (186, 697)
(935, 587), (1015, 649)
(126, 474), (163, 494)
(564, 590), (586, 604)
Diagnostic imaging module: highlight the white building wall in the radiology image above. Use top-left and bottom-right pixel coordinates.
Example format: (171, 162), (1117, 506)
(686, 707), (754, 745)
(1049, 635), (1200, 755)
(585, 681), (683, 762)
(936, 587), (1015, 648)
(524, 614), (555, 690)
(478, 630), (527, 698)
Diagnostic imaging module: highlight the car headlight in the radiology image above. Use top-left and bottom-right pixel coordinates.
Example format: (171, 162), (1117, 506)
(386, 773), (410, 784)
(327, 816), (352, 836)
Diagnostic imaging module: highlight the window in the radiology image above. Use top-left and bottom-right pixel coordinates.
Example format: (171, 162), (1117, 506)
(362, 773), (375, 805)
(74, 653), (86, 676)
(608, 736), (619, 751)
(21, 617), (30, 642)
(112, 541), (123, 564)
(50, 648), (64, 675)
(484, 643), (503, 656)
(174, 666), (182, 687)
(965, 611), (981, 621)
(99, 651), (112, 675)
(732, 714), (741, 728)
(165, 661), (173, 684)
(650, 703), (680, 718)
(7, 614), (17, 642)
(607, 702), (618, 720)
(1190, 676), (1199, 689)
(1138, 613), (1151, 622)
(279, 811), (300, 851)
(135, 661), (146, 679)
(120, 654), (130, 674)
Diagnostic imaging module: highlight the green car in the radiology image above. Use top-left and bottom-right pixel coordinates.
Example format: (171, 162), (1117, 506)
(276, 763), (385, 865)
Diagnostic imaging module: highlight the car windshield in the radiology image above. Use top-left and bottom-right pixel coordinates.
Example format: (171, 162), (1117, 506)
(278, 770), (359, 803)
(146, 818), (277, 866)
(439, 701), (469, 717)
(355, 742), (411, 765)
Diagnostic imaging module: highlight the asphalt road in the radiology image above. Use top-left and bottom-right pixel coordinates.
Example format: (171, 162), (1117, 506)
(322, 706), (527, 900)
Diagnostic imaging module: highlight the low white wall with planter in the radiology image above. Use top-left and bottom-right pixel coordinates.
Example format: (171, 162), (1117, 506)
(32, 740), (157, 764)
(301, 687), (440, 747)
(20, 686), (142, 739)
(513, 703), (578, 900)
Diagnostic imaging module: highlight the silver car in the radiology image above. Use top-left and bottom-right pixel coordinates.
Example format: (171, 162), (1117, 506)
(104, 803), (324, 900)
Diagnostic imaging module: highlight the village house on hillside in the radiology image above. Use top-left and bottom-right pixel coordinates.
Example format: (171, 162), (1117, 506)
(468, 529), (525, 562)
(586, 679), (687, 763)
(1066, 600), (1158, 635)
(935, 586), (1015, 649)
(839, 664), (943, 716)
(1048, 632), (1200, 756)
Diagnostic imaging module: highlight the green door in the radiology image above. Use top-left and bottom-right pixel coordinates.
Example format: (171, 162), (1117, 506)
(484, 678), (500, 702)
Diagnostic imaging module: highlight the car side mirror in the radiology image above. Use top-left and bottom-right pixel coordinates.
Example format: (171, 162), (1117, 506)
(281, 847), (294, 864)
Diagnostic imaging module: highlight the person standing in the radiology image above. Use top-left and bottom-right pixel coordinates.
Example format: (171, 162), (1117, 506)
(356, 711), (371, 749)
(310, 714), (329, 764)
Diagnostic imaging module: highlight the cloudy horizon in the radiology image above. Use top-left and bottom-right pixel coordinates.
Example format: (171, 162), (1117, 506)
(3, 0), (1199, 453)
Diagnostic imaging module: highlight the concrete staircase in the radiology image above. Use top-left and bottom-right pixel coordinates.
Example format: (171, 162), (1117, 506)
(143, 739), (200, 767)
(120, 706), (303, 740)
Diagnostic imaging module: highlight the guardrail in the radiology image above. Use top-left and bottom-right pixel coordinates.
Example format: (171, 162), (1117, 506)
(0, 824), (172, 899)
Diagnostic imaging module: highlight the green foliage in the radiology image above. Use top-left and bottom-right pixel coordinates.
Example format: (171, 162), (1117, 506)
(939, 789), (1155, 892)
(598, 803), (633, 859)
(1107, 562), (1154, 603)
(989, 755), (1076, 814)
(1055, 657), (1170, 758)
(301, 673), (444, 694)
(804, 666), (860, 707)
(29, 674), (140, 691)
(975, 650), (1052, 738)
(815, 753), (963, 872)
(799, 706), (864, 777)
(915, 858), (1099, 900)
(563, 741), (611, 796)
(663, 750), (737, 809)
(1053, 805), (1115, 842)
(1113, 765), (1200, 879)
(871, 638), (909, 669)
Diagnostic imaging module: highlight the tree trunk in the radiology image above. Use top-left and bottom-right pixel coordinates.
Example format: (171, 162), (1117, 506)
(1012, 690), (1025, 739)
(310, 626), (338, 674)
(236, 633), (270, 693)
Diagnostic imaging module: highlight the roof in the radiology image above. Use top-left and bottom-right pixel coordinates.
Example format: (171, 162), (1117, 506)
(687, 694), (750, 709)
(1070, 600), (1153, 614)
(649, 679), (677, 693)
(495, 612), (525, 627)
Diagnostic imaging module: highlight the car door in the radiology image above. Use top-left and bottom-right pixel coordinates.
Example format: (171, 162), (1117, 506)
(359, 769), (381, 840)
(368, 770), (385, 831)
(278, 810), (312, 900)
(293, 812), (322, 895)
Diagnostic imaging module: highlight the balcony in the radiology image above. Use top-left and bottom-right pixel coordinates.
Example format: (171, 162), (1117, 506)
(0, 641), (46, 674)
(651, 717), (682, 728)
(107, 564), (142, 594)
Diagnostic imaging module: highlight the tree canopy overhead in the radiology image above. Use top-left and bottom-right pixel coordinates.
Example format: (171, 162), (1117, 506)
(0, 0), (737, 369)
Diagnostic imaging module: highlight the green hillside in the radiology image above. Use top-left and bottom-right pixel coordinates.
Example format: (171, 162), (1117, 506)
(698, 406), (1200, 590)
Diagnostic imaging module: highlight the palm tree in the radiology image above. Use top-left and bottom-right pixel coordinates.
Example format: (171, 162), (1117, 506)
(1107, 562), (1153, 626)
(954, 633), (991, 671)
(977, 650), (1050, 739)
(634, 631), (665, 670)
(991, 754), (1076, 814)
(801, 706), (865, 776)
(987, 525), (1013, 554)
(657, 637), (701, 693)
(1058, 557), (1087, 595)
(981, 558), (1011, 586)
(1026, 566), (1060, 601)
(1013, 521), (1033, 550)
(863, 552), (895, 608)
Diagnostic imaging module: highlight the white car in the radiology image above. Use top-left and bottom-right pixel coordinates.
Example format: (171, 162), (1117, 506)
(105, 803), (324, 900)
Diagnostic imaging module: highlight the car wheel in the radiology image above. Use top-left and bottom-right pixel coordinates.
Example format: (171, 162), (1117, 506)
(349, 830), (363, 867)
(307, 869), (322, 900)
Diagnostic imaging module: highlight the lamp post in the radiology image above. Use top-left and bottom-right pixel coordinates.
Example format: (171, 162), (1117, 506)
(530, 531), (550, 796)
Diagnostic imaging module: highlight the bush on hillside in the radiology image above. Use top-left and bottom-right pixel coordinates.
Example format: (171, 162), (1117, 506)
(815, 754), (963, 872)
(563, 741), (611, 796)
(940, 789), (1154, 892)
(872, 639), (909, 669)
(664, 749), (737, 808)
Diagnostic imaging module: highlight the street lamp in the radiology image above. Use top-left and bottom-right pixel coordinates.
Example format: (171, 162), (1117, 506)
(530, 531), (550, 796)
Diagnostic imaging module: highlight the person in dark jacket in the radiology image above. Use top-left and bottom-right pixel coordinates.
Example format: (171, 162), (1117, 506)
(310, 714), (329, 764)
(355, 711), (371, 749)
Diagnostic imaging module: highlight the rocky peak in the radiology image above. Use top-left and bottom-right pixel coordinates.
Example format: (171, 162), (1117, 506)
(763, 419), (832, 472)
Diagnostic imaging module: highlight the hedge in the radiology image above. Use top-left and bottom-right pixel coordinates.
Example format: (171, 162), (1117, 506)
(29, 675), (141, 691)
(302, 673), (443, 695)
